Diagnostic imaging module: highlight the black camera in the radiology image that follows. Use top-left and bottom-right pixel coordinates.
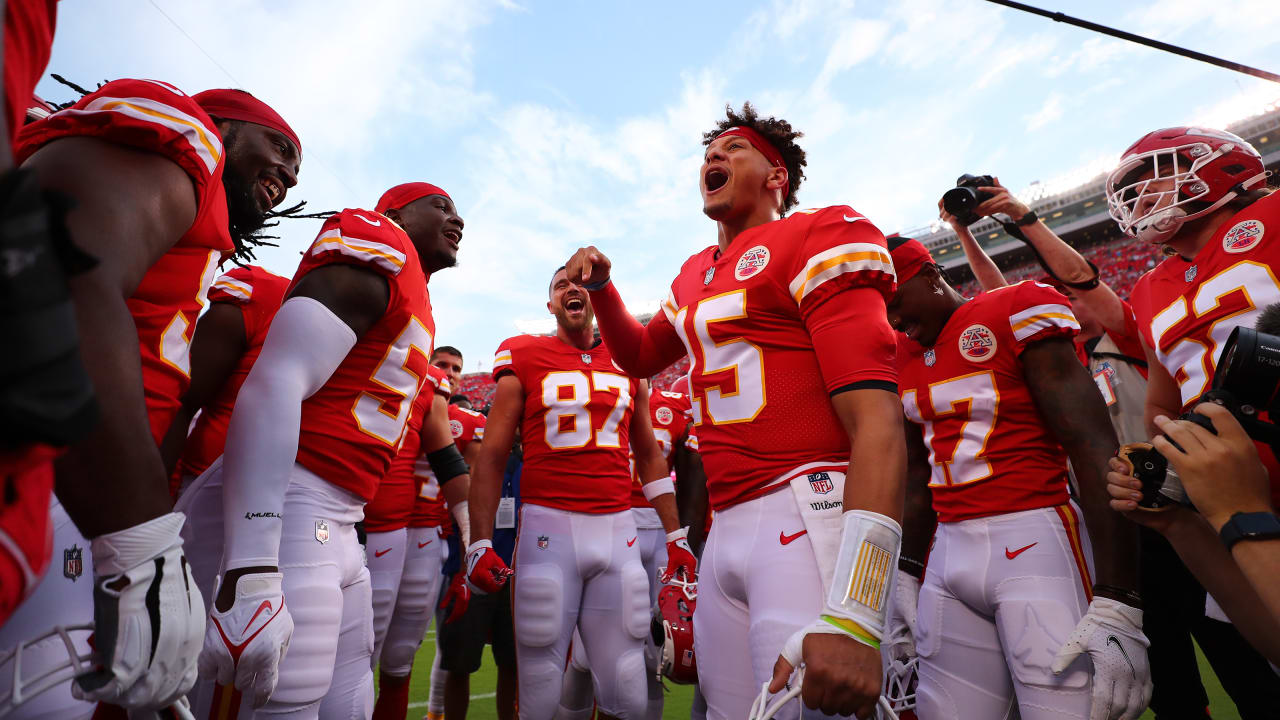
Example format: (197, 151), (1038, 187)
(1125, 325), (1280, 510)
(941, 174), (997, 226)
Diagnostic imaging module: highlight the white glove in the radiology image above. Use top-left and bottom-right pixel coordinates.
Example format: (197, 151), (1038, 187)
(1052, 597), (1152, 720)
(200, 572), (293, 708)
(73, 512), (205, 710)
(883, 573), (919, 664)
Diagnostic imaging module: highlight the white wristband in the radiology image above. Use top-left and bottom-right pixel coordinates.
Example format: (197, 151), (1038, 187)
(642, 476), (675, 502)
(665, 526), (689, 543)
(825, 509), (902, 642)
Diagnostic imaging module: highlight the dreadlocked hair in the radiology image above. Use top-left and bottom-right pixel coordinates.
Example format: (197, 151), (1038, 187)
(50, 74), (108, 108)
(702, 102), (807, 212)
(230, 201), (334, 265)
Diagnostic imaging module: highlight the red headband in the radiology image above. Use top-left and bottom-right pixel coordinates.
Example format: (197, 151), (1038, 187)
(887, 236), (933, 284)
(716, 126), (788, 197)
(376, 182), (452, 214)
(193, 89), (300, 155)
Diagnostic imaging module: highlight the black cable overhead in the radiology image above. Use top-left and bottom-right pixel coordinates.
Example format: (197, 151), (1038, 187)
(982, 0), (1280, 84)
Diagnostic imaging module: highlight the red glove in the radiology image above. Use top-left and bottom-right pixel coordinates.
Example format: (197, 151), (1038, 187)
(438, 572), (470, 624)
(465, 540), (512, 594)
(660, 527), (698, 584)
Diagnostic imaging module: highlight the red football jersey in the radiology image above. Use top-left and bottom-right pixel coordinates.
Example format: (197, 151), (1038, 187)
(178, 266), (289, 479)
(629, 390), (691, 508)
(635, 206), (898, 510)
(1132, 192), (1280, 410)
(898, 281), (1081, 522)
(17, 78), (232, 444)
(1130, 191), (1280, 504)
(290, 209), (435, 502)
(493, 335), (640, 514)
(4, 0), (56, 149)
(366, 367), (449, 533)
(408, 402), (485, 529)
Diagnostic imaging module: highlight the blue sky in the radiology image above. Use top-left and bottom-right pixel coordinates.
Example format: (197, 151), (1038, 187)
(41, 0), (1280, 371)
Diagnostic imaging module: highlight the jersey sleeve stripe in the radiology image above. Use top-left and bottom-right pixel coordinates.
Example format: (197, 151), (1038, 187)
(788, 243), (895, 304)
(1010, 303), (1080, 341)
(212, 276), (253, 301)
(69, 96), (223, 173)
(660, 290), (679, 323)
(311, 229), (407, 274)
(493, 349), (513, 369)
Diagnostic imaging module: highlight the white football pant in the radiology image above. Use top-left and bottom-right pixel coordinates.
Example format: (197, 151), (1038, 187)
(557, 508), (667, 720)
(916, 502), (1094, 719)
(377, 525), (445, 678)
(693, 487), (832, 720)
(180, 458), (374, 719)
(0, 497), (95, 720)
(513, 504), (648, 720)
(365, 528), (408, 669)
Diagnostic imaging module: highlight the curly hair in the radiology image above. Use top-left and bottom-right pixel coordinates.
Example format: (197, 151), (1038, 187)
(702, 102), (807, 212)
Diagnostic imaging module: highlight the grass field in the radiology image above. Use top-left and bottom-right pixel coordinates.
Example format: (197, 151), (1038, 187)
(398, 632), (1239, 720)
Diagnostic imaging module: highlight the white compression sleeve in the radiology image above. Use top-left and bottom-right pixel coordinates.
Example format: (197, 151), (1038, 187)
(221, 296), (357, 570)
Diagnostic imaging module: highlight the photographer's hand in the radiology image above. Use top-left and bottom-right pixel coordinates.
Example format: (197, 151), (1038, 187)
(973, 177), (1032, 223)
(1151, 404), (1272, 531)
(1106, 456), (1196, 535)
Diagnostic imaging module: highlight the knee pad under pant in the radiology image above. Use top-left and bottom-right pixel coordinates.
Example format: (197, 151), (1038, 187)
(620, 561), (651, 642)
(599, 647), (648, 719)
(514, 563), (564, 649)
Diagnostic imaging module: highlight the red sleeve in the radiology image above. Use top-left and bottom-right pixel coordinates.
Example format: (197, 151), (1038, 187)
(426, 365), (451, 398)
(294, 209), (413, 282)
(4, 0), (56, 150)
(492, 336), (522, 382)
(1006, 282), (1081, 355)
(807, 286), (898, 392)
(587, 280), (686, 378)
(1110, 300), (1148, 366)
(207, 267), (256, 306)
(16, 78), (222, 208)
(788, 206), (896, 322)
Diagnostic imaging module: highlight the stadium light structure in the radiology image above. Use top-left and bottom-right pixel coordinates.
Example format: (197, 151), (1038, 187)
(984, 0), (1280, 84)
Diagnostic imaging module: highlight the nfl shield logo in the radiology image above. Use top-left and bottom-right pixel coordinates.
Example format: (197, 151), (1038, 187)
(807, 472), (834, 495)
(537, 535), (550, 550)
(581, 353), (592, 364)
(703, 267), (715, 285)
(63, 545), (83, 581)
(315, 520), (330, 545)
(924, 349), (936, 367)
(1185, 265), (1198, 283)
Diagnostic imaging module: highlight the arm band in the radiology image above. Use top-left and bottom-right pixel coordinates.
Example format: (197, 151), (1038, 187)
(426, 443), (469, 485)
(824, 509), (902, 645)
(641, 476), (675, 502)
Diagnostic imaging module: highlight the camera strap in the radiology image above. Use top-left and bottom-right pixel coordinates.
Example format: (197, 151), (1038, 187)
(1000, 219), (1101, 291)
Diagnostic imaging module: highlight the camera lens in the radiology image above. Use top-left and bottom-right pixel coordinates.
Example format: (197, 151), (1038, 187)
(942, 187), (982, 225)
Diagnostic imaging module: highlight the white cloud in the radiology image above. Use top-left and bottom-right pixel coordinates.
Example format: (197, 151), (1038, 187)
(1025, 93), (1064, 132)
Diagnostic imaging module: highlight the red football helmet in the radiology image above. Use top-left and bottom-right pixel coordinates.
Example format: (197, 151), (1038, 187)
(669, 373), (690, 396)
(651, 575), (697, 684)
(1106, 127), (1267, 244)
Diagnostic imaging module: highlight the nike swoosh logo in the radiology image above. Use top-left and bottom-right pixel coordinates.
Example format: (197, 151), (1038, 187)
(1005, 542), (1037, 559)
(843, 214), (864, 223)
(374, 548), (392, 558)
(418, 540), (433, 548)
(1107, 635), (1136, 674)
(626, 537), (637, 547)
(779, 530), (808, 545)
(243, 600), (272, 635)
(354, 213), (382, 227)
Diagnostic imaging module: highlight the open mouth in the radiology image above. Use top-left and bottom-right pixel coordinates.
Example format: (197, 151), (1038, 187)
(443, 228), (462, 246)
(565, 296), (586, 313)
(704, 168), (729, 193)
(259, 176), (282, 204)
